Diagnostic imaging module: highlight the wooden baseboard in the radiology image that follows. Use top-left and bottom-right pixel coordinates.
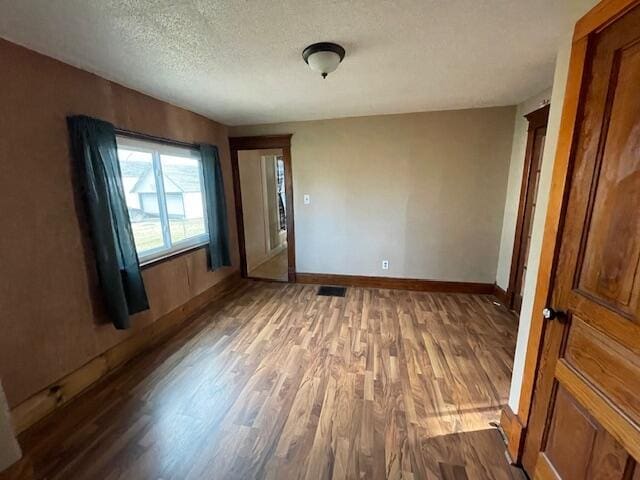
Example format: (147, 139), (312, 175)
(500, 405), (526, 463)
(296, 273), (494, 294)
(493, 283), (509, 305)
(10, 271), (243, 435)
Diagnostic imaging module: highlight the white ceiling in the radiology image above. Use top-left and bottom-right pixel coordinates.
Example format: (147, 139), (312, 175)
(0, 1), (582, 126)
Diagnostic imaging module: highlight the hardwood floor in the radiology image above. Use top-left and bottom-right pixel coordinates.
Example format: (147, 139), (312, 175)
(4, 281), (522, 480)
(249, 249), (288, 282)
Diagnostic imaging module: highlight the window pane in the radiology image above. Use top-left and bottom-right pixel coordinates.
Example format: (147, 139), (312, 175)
(160, 153), (206, 244)
(117, 148), (165, 254)
(116, 135), (209, 262)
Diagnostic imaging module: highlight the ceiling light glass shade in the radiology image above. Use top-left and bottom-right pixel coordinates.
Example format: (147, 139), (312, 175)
(302, 42), (346, 78)
(307, 51), (341, 77)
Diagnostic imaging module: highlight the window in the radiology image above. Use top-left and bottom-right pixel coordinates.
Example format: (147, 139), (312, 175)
(116, 135), (208, 263)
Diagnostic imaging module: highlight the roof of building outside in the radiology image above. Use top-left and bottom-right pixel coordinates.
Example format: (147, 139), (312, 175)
(124, 161), (201, 193)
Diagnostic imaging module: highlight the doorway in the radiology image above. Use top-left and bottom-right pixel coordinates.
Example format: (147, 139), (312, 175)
(507, 104), (550, 313)
(229, 135), (295, 282)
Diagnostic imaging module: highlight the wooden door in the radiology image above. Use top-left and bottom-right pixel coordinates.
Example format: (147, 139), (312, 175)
(523, 3), (640, 479)
(509, 106), (550, 313)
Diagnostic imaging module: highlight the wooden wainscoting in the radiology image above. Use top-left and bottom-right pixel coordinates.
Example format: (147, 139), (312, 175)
(297, 272), (495, 294)
(10, 272), (243, 435)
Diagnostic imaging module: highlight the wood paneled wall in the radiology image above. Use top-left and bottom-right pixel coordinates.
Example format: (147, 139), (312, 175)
(0, 38), (239, 409)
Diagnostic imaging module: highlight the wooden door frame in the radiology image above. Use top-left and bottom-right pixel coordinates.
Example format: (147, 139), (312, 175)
(229, 135), (296, 282)
(506, 105), (550, 312)
(500, 0), (640, 466)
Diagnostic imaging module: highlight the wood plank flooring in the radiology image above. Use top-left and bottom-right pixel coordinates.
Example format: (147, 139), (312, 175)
(3, 281), (522, 480)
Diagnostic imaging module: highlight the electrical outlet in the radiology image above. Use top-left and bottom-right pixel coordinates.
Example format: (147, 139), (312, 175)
(303, 194), (311, 205)
(382, 260), (389, 270)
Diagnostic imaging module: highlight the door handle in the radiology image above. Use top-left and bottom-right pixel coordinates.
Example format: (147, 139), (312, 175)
(543, 307), (566, 322)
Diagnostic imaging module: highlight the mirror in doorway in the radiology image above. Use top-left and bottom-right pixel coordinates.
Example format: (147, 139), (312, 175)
(238, 148), (288, 281)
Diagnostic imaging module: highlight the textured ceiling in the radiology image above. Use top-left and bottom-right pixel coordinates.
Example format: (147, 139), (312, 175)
(0, 1), (584, 125)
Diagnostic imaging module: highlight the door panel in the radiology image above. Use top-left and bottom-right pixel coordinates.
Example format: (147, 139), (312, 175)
(525, 3), (640, 479)
(563, 317), (640, 425)
(544, 386), (599, 479)
(576, 39), (640, 317)
(586, 432), (632, 480)
(542, 384), (630, 480)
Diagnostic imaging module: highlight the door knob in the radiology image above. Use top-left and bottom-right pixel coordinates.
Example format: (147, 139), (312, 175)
(543, 307), (558, 320)
(542, 307), (566, 321)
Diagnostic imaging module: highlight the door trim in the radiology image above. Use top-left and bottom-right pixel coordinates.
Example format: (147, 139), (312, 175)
(500, 0), (640, 467)
(506, 104), (550, 311)
(229, 135), (296, 282)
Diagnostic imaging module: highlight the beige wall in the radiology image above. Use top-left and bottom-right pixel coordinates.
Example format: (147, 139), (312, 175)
(507, 0), (599, 413)
(495, 88), (552, 290)
(233, 107), (515, 282)
(508, 34), (574, 412)
(0, 38), (239, 408)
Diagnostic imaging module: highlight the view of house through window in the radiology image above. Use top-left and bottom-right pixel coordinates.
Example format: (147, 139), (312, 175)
(116, 136), (208, 262)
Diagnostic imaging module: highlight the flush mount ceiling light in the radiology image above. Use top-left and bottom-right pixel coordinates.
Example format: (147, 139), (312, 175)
(302, 42), (346, 79)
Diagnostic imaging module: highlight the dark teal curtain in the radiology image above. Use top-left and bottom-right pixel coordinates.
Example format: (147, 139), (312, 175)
(68, 115), (149, 329)
(200, 144), (231, 270)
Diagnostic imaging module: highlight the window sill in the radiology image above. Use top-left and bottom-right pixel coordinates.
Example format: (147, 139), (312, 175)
(139, 243), (208, 270)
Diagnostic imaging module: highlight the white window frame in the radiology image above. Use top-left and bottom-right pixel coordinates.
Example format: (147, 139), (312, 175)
(116, 135), (209, 265)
